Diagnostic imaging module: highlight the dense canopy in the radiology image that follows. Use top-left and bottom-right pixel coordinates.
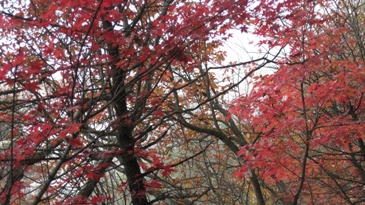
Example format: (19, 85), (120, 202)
(0, 0), (364, 204)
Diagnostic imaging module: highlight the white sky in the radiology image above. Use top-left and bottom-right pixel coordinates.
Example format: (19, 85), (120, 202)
(215, 29), (278, 100)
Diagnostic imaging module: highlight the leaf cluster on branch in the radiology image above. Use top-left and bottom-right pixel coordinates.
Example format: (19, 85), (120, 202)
(0, 0), (274, 204)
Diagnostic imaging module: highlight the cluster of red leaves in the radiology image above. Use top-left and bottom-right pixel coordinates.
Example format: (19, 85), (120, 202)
(0, 0), (264, 203)
(231, 0), (365, 203)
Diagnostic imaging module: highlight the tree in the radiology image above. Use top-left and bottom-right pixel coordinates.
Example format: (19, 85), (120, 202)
(231, 0), (365, 204)
(0, 0), (277, 204)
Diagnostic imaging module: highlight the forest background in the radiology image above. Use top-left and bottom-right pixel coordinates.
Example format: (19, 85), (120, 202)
(0, 0), (364, 204)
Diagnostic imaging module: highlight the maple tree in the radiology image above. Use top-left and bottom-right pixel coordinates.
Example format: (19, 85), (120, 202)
(231, 0), (365, 204)
(0, 0), (281, 204)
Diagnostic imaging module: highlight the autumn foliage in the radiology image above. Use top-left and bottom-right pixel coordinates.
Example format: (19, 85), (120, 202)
(231, 0), (365, 204)
(0, 0), (365, 204)
(0, 0), (258, 204)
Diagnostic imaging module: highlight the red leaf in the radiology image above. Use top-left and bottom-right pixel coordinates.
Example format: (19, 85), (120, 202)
(226, 113), (231, 121)
(23, 81), (40, 92)
(86, 172), (102, 181)
(234, 166), (248, 179)
(59, 123), (83, 138)
(68, 138), (83, 147)
(161, 166), (174, 177)
(155, 110), (164, 117)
